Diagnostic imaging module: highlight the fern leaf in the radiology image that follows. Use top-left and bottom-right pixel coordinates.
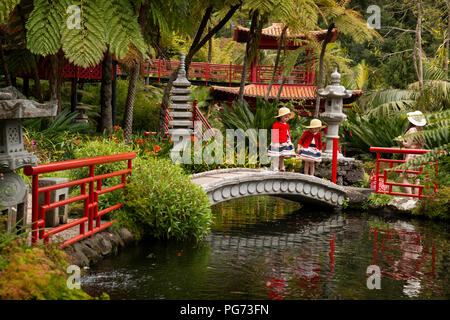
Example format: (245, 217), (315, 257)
(104, 0), (147, 60)
(61, 0), (107, 68)
(26, 0), (64, 56)
(0, 0), (20, 25)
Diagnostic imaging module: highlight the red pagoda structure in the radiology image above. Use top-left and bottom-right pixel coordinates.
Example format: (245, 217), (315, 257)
(210, 23), (362, 114)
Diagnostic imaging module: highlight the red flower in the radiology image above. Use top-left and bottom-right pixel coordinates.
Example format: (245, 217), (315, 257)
(153, 145), (161, 153)
(114, 125), (120, 131)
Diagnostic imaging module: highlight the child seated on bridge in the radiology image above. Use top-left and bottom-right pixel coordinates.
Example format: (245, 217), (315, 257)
(268, 107), (296, 172)
(296, 119), (325, 176)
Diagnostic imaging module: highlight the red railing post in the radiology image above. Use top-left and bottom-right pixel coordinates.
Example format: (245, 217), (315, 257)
(375, 152), (380, 192)
(31, 175), (39, 244)
(331, 137), (338, 184)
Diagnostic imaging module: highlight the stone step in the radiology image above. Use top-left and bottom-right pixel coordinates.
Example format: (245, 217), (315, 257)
(172, 88), (191, 95)
(171, 96), (191, 103)
(169, 120), (193, 127)
(170, 111), (192, 118)
(168, 128), (192, 136)
(170, 103), (191, 110)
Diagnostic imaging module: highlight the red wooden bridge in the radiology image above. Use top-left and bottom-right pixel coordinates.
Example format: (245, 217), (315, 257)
(58, 59), (313, 87)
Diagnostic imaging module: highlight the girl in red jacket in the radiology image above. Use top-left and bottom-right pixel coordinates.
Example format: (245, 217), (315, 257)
(296, 119), (324, 176)
(268, 107), (296, 172)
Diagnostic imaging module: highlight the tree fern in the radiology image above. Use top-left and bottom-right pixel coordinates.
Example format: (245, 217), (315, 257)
(26, 0), (64, 56)
(60, 0), (107, 68)
(104, 0), (147, 61)
(0, 0), (20, 25)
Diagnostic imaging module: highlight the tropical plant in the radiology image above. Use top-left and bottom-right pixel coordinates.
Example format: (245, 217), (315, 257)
(340, 110), (409, 158)
(119, 156), (213, 241)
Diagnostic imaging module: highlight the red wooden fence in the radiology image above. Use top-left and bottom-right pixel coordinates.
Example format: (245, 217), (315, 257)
(24, 153), (136, 248)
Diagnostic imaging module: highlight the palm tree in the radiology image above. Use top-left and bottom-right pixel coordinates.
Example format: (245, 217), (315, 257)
(313, 0), (381, 116)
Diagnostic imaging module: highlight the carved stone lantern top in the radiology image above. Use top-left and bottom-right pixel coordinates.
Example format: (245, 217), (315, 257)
(0, 86), (58, 172)
(318, 68), (352, 99)
(0, 86), (58, 120)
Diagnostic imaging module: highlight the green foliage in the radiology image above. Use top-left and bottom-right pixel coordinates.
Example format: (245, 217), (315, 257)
(119, 156), (213, 241)
(0, 240), (93, 300)
(362, 192), (394, 210)
(25, 0), (147, 67)
(0, 0), (20, 24)
(104, 0), (147, 60)
(80, 80), (163, 132)
(340, 110), (409, 158)
(412, 186), (450, 220)
(60, 0), (107, 68)
(22, 109), (90, 163)
(26, 0), (64, 56)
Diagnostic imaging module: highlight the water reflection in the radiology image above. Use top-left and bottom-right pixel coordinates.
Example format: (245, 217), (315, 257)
(81, 196), (449, 300)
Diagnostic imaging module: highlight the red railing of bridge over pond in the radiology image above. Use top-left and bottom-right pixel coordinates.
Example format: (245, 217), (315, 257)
(24, 153), (136, 248)
(369, 147), (438, 198)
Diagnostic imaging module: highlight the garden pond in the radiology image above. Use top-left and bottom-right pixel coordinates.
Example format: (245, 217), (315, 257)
(81, 196), (449, 300)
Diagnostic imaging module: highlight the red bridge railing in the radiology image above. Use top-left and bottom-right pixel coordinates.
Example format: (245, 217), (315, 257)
(24, 153), (136, 248)
(369, 147), (438, 198)
(139, 59), (311, 85)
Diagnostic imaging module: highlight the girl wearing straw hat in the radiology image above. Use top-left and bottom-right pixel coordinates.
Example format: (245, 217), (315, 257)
(296, 119), (325, 176)
(268, 107), (296, 172)
(394, 110), (426, 195)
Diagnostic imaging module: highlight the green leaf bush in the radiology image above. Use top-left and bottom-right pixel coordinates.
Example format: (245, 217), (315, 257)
(119, 156), (213, 241)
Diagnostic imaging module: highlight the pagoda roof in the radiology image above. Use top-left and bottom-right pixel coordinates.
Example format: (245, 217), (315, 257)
(233, 23), (338, 49)
(210, 84), (362, 104)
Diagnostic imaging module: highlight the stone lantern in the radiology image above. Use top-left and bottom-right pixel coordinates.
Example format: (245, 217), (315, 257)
(169, 53), (193, 163)
(74, 103), (91, 124)
(0, 86), (57, 231)
(318, 68), (352, 159)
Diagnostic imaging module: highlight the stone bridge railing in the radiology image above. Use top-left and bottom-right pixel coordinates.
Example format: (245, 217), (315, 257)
(190, 168), (348, 207)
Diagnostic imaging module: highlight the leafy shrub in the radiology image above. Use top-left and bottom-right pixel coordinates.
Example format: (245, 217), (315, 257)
(362, 193), (394, 209)
(0, 240), (93, 300)
(412, 186), (449, 220)
(118, 156), (213, 241)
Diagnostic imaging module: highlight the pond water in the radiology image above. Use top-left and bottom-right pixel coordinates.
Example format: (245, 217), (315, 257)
(81, 196), (449, 300)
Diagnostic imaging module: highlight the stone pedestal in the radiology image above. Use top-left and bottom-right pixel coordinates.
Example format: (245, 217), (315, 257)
(38, 177), (69, 227)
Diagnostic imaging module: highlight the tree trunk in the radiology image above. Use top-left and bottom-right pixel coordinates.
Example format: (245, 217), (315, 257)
(49, 54), (58, 102)
(123, 61), (140, 142)
(276, 75), (287, 100)
(413, 0), (423, 93)
(100, 50), (113, 133)
(0, 34), (12, 87)
(445, 0), (449, 77)
(123, 0), (150, 144)
(314, 23), (335, 117)
(238, 10), (259, 103)
(265, 25), (287, 101)
(158, 3), (241, 133)
(208, 26), (213, 63)
(31, 58), (43, 102)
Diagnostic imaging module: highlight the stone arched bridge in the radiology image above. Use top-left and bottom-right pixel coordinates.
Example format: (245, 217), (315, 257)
(190, 168), (348, 207)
